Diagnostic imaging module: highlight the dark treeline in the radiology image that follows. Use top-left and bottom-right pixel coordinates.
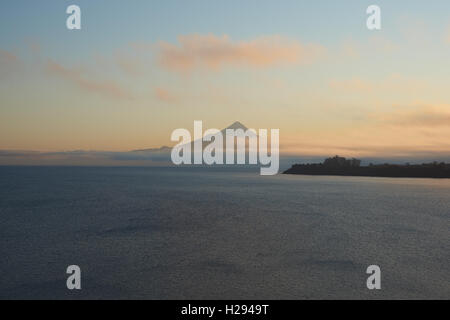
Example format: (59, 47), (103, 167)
(284, 156), (450, 178)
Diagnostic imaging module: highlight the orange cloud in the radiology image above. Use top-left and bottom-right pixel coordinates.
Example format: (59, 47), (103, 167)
(281, 140), (450, 158)
(338, 35), (398, 61)
(445, 26), (450, 44)
(155, 87), (177, 102)
(278, 103), (450, 157)
(46, 60), (132, 99)
(328, 74), (431, 96)
(115, 52), (144, 76)
(157, 34), (325, 73)
(373, 105), (450, 128)
(0, 49), (20, 77)
(0, 49), (18, 64)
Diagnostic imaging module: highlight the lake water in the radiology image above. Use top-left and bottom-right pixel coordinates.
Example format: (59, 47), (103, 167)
(0, 166), (448, 299)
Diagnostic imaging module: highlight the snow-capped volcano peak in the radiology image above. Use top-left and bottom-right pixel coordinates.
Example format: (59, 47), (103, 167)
(224, 121), (248, 131)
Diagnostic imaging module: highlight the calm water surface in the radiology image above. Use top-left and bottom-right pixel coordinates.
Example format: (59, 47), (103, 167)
(0, 166), (449, 299)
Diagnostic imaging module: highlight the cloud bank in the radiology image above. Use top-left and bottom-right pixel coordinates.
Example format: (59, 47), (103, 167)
(157, 34), (325, 73)
(46, 60), (132, 99)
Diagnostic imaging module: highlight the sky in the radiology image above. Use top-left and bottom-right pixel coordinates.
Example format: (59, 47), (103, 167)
(1, 0), (450, 159)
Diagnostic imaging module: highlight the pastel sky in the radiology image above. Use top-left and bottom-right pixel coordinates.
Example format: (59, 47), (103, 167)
(1, 0), (450, 158)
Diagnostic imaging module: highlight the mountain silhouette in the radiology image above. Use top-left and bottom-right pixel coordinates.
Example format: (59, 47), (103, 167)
(222, 121), (248, 132)
(133, 122), (251, 153)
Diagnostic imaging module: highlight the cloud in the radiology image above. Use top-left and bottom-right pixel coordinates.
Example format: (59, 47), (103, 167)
(328, 74), (431, 96)
(0, 49), (20, 77)
(0, 49), (18, 64)
(338, 36), (398, 60)
(154, 87), (177, 103)
(157, 34), (325, 73)
(281, 140), (450, 158)
(445, 26), (450, 44)
(114, 51), (144, 76)
(116, 57), (141, 76)
(372, 105), (450, 128)
(46, 59), (132, 99)
(278, 102), (450, 157)
(0, 149), (172, 166)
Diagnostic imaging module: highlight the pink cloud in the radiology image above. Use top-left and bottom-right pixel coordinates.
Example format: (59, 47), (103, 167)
(46, 60), (132, 99)
(157, 34), (325, 73)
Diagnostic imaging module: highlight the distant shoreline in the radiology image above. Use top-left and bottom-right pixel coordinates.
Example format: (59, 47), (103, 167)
(283, 156), (450, 179)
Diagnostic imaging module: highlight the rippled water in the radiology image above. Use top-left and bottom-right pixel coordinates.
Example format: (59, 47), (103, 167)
(0, 166), (449, 299)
